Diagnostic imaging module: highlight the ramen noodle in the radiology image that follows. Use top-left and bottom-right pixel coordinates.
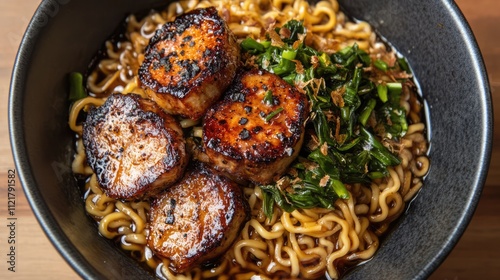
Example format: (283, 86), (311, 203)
(69, 0), (429, 279)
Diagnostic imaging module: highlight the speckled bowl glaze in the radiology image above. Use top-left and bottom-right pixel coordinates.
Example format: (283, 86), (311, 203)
(9, 0), (492, 279)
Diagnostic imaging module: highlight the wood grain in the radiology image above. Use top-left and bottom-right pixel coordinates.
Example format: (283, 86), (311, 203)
(0, 0), (498, 279)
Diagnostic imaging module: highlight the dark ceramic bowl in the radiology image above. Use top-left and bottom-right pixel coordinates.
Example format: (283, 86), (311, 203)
(9, 0), (492, 279)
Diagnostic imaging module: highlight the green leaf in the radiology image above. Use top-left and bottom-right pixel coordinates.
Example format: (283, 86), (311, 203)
(241, 37), (265, 53)
(280, 20), (306, 43)
(260, 185), (295, 213)
(360, 126), (401, 166)
(261, 188), (275, 220)
(244, 20), (414, 216)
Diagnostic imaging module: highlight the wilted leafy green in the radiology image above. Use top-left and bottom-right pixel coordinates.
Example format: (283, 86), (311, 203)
(242, 21), (410, 218)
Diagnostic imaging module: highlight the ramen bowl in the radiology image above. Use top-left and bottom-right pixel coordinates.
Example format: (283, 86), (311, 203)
(9, 0), (492, 279)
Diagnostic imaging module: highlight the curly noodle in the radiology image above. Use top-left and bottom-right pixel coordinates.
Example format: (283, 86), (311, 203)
(69, 1), (429, 279)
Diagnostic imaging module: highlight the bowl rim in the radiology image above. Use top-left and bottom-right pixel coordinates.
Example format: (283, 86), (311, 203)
(8, 0), (104, 278)
(8, 0), (493, 279)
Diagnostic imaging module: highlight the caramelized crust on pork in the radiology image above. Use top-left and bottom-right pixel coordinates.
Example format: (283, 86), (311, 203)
(148, 163), (249, 273)
(203, 69), (309, 185)
(82, 93), (188, 200)
(139, 7), (240, 120)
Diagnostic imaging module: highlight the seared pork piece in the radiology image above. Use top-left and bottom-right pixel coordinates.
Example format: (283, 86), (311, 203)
(203, 69), (309, 185)
(83, 93), (188, 200)
(139, 7), (240, 120)
(148, 163), (249, 273)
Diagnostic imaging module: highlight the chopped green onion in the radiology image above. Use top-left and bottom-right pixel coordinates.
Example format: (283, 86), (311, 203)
(271, 59), (295, 75)
(340, 107), (350, 122)
(368, 171), (387, 179)
(260, 40), (271, 48)
(374, 59), (389, 71)
(377, 84), (388, 103)
(387, 82), (402, 94)
(330, 179), (349, 199)
(338, 45), (353, 55)
(282, 49), (297, 60)
(263, 90), (273, 105)
(358, 99), (377, 126)
(242, 20), (414, 215)
(241, 37), (265, 53)
(69, 72), (86, 102)
(387, 82), (403, 104)
(264, 107), (284, 122)
(319, 53), (331, 66)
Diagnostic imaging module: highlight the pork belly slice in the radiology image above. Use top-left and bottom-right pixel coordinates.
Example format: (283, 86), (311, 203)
(83, 93), (188, 200)
(203, 69), (309, 185)
(148, 163), (249, 273)
(139, 7), (240, 120)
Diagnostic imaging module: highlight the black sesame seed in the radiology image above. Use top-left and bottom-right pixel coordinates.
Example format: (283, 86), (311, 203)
(166, 210), (175, 224)
(244, 106), (252, 113)
(239, 129), (251, 140)
(230, 92), (245, 102)
(159, 56), (171, 71)
(253, 126), (263, 133)
(239, 117), (248, 125)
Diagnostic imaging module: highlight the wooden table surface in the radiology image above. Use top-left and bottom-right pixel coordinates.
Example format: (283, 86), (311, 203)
(0, 0), (498, 279)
